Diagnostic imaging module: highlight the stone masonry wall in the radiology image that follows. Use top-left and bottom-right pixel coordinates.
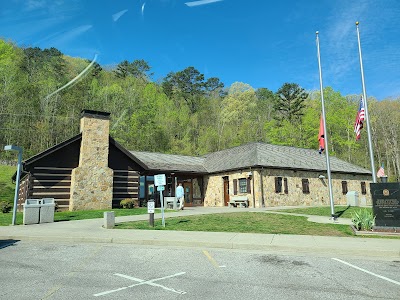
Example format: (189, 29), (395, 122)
(203, 168), (372, 208)
(69, 112), (113, 211)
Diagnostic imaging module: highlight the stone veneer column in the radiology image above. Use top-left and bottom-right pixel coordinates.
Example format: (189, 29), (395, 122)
(69, 110), (113, 211)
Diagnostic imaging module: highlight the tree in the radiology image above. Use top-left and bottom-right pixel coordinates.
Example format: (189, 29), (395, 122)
(274, 83), (308, 123)
(114, 60), (130, 78)
(114, 59), (152, 80)
(162, 66), (207, 114)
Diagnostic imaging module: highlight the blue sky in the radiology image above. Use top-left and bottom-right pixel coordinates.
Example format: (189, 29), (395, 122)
(1, 0), (399, 100)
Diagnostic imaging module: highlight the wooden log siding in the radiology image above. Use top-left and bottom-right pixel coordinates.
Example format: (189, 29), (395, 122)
(112, 170), (139, 208)
(17, 174), (31, 211)
(30, 167), (73, 210)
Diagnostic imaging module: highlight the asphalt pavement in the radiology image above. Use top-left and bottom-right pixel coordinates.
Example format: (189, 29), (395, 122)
(0, 207), (399, 259)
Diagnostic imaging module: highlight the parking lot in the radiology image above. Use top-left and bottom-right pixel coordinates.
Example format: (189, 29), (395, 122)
(1, 240), (399, 299)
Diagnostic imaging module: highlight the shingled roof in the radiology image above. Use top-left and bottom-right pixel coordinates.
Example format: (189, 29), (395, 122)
(202, 142), (371, 175)
(130, 151), (207, 173)
(131, 142), (372, 175)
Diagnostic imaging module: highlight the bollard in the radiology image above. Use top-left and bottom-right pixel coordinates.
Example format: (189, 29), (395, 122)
(104, 211), (115, 229)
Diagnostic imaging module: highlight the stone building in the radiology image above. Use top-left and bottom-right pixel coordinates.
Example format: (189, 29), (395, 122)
(16, 110), (372, 210)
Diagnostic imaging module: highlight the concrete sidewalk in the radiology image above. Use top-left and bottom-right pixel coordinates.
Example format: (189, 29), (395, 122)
(0, 207), (399, 259)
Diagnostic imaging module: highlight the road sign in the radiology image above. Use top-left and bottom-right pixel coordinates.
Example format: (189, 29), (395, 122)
(157, 185), (165, 192)
(147, 201), (155, 213)
(154, 174), (166, 186)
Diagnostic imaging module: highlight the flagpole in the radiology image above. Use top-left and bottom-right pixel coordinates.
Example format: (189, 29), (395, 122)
(316, 31), (335, 219)
(356, 21), (376, 183)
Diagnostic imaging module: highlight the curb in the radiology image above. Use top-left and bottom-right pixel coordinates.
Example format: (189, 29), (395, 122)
(2, 233), (399, 259)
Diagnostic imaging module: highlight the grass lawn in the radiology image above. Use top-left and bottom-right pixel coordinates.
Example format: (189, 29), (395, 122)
(0, 208), (160, 226)
(0, 165), (17, 204)
(115, 212), (355, 237)
(278, 205), (372, 219)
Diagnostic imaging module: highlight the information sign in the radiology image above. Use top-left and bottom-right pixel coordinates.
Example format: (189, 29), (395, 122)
(154, 174), (166, 186)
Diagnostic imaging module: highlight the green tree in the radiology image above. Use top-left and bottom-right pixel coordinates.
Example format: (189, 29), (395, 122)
(274, 83), (308, 123)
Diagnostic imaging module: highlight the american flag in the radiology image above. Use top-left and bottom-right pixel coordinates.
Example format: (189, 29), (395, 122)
(354, 96), (365, 140)
(377, 165), (385, 178)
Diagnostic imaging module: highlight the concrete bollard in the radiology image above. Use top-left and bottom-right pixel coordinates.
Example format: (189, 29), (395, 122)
(104, 211), (115, 229)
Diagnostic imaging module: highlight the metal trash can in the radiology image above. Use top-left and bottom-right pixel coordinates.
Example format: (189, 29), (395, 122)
(23, 199), (42, 225)
(40, 198), (55, 223)
(346, 191), (359, 206)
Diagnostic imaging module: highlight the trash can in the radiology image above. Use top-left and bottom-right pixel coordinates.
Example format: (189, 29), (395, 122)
(23, 199), (42, 225)
(40, 198), (55, 223)
(346, 191), (359, 206)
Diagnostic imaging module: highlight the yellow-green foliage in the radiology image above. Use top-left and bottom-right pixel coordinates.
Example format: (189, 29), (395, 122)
(120, 198), (135, 209)
(0, 165), (16, 204)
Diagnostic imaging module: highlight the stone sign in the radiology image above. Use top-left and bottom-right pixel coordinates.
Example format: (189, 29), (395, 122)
(370, 182), (400, 227)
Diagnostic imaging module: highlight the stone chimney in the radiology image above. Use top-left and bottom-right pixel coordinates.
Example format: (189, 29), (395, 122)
(69, 110), (113, 211)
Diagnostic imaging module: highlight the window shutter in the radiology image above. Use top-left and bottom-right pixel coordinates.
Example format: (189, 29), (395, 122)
(247, 178), (251, 193)
(233, 179), (237, 195)
(361, 182), (367, 195)
(302, 179), (310, 194)
(342, 181), (348, 194)
(275, 177), (282, 193)
(284, 178), (288, 194)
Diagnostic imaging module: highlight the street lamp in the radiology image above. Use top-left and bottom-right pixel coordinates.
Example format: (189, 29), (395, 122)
(4, 145), (23, 226)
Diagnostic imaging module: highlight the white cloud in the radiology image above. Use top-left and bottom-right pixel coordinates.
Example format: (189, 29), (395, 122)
(185, 0), (223, 8)
(49, 25), (93, 46)
(112, 9), (128, 22)
(141, 3), (146, 17)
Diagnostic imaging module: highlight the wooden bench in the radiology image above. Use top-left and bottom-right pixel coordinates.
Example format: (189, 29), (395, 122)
(229, 196), (248, 208)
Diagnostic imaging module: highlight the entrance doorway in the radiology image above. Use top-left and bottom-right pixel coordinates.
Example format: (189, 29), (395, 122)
(183, 182), (193, 207)
(223, 177), (229, 206)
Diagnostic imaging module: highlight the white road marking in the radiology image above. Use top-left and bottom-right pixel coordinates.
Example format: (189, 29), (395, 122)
(332, 258), (400, 286)
(93, 272), (186, 296)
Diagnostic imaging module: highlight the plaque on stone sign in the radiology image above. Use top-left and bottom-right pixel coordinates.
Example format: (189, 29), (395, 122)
(370, 182), (400, 227)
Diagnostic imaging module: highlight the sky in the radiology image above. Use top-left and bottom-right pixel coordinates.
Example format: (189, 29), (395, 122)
(1, 0), (400, 100)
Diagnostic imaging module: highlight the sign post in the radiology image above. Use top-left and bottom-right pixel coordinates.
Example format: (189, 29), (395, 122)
(147, 199), (155, 227)
(154, 174), (166, 227)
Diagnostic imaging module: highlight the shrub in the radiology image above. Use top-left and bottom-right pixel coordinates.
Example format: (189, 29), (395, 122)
(351, 209), (376, 231)
(120, 199), (135, 209)
(1, 201), (12, 213)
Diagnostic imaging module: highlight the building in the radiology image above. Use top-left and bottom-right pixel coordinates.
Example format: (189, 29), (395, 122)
(16, 110), (372, 210)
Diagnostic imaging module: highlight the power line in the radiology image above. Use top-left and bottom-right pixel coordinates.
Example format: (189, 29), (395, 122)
(0, 113), (78, 119)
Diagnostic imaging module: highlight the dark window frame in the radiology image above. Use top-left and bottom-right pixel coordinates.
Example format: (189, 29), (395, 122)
(301, 178), (310, 194)
(275, 177), (282, 193)
(238, 178), (247, 193)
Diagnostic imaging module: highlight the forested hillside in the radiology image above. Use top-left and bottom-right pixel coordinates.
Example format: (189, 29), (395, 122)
(0, 39), (399, 180)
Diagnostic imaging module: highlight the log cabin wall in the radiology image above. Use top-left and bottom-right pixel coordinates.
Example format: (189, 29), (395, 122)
(112, 170), (140, 208)
(29, 167), (72, 210)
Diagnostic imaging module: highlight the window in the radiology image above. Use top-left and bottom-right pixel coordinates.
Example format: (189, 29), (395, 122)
(239, 178), (247, 193)
(301, 179), (310, 194)
(275, 177), (282, 193)
(284, 178), (288, 194)
(275, 177), (288, 194)
(341, 181), (348, 194)
(361, 181), (367, 195)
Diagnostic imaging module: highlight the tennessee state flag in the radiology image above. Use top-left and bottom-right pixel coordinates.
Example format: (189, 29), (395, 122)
(318, 116), (325, 154)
